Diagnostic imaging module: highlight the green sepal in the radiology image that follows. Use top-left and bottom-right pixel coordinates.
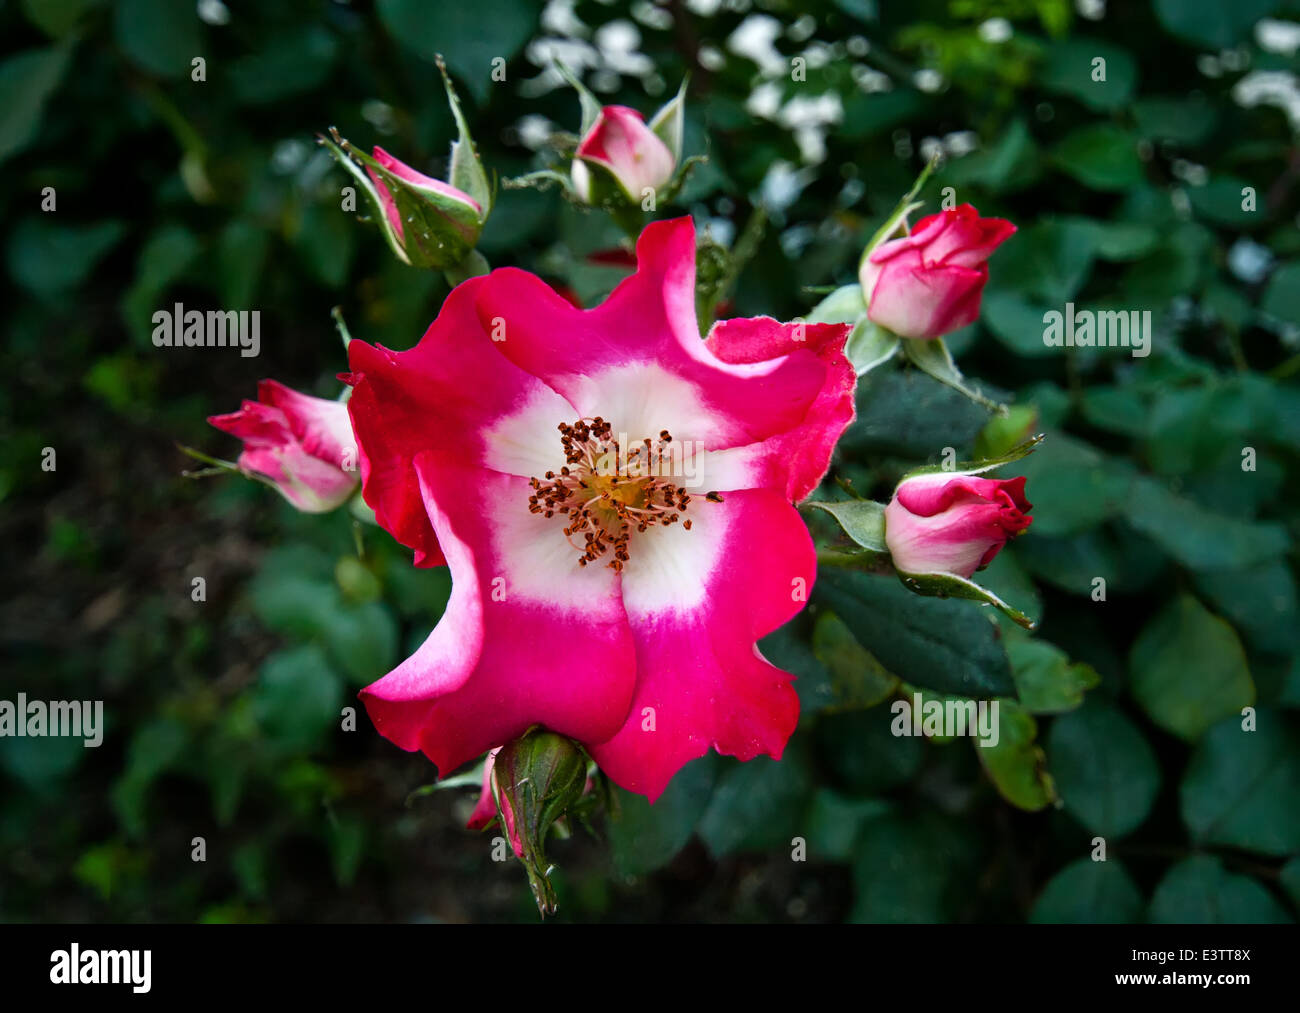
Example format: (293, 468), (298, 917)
(895, 569), (1037, 630)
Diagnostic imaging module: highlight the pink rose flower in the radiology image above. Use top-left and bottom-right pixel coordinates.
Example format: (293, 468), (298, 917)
(572, 106), (677, 204)
(344, 216), (856, 800)
(859, 204), (1016, 340)
(884, 472), (1033, 578)
(208, 380), (359, 513)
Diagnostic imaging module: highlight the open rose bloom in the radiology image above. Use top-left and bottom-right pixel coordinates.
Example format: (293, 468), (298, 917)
(345, 216), (855, 800)
(208, 380), (359, 513)
(884, 472), (1033, 579)
(860, 204), (1016, 340)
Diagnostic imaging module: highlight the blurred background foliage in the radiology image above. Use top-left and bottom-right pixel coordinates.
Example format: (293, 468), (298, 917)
(3, 0), (1300, 923)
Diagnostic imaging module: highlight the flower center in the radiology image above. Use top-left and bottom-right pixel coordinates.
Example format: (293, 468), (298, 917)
(527, 417), (722, 571)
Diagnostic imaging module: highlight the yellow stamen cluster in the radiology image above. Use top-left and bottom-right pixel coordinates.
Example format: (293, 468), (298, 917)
(527, 417), (721, 571)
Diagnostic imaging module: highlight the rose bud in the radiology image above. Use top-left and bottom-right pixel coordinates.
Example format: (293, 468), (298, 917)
(465, 748), (523, 858)
(859, 204), (1016, 340)
(884, 472), (1032, 578)
(570, 81), (685, 207)
(361, 145), (486, 268)
(572, 107), (676, 205)
(320, 59), (491, 271)
(208, 380), (359, 513)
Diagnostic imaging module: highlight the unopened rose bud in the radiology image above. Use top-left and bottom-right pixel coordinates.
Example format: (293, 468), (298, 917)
(568, 77), (686, 207)
(572, 106), (677, 205)
(860, 204), (1015, 340)
(884, 471), (1032, 578)
(490, 728), (588, 916)
(321, 58), (491, 272)
(208, 380), (359, 512)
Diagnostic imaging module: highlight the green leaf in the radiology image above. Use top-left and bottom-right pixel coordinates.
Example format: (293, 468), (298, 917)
(21, 0), (98, 37)
(607, 755), (718, 876)
(1052, 125), (1143, 191)
(1189, 177), (1261, 229)
(0, 44), (72, 164)
(806, 283), (866, 325)
(806, 499), (886, 552)
(843, 318), (899, 375)
(1192, 561), (1300, 656)
(7, 217), (125, 298)
(375, 0), (538, 103)
(0, 730), (86, 792)
(850, 811), (980, 923)
(974, 403), (1038, 460)
(1080, 384), (1149, 436)
(842, 369), (989, 458)
(1069, 217), (1160, 262)
(941, 118), (1038, 193)
(1125, 476), (1289, 570)
(121, 225), (203, 344)
(1181, 712), (1300, 857)
(1281, 858), (1300, 914)
(1037, 38), (1137, 111)
(1047, 699), (1160, 839)
(1148, 855), (1292, 924)
(326, 813), (366, 886)
(1262, 261), (1300, 326)
(648, 77), (688, 164)
(252, 645), (344, 753)
(1030, 858), (1144, 924)
(248, 557), (398, 686)
(810, 611), (899, 710)
(113, 0), (203, 78)
(816, 706), (924, 793)
(111, 718), (190, 837)
(893, 570), (1036, 630)
(977, 700), (1056, 811)
(1133, 95), (1219, 146)
(438, 56), (493, 215)
(1129, 594), (1254, 742)
(1152, 0), (1279, 50)
(804, 790), (890, 862)
(902, 337), (1004, 414)
(1007, 433), (1131, 536)
(987, 218), (1098, 306)
(698, 748), (813, 857)
(815, 569), (1015, 698)
(228, 27), (339, 104)
(982, 292), (1059, 357)
(1006, 634), (1100, 714)
(898, 433), (1044, 483)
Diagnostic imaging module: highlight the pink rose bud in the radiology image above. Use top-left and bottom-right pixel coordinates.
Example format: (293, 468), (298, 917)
(465, 747), (524, 858)
(859, 204), (1016, 340)
(572, 105), (678, 205)
(320, 60), (492, 270)
(362, 145), (486, 265)
(489, 730), (589, 915)
(208, 380), (359, 513)
(884, 472), (1032, 578)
